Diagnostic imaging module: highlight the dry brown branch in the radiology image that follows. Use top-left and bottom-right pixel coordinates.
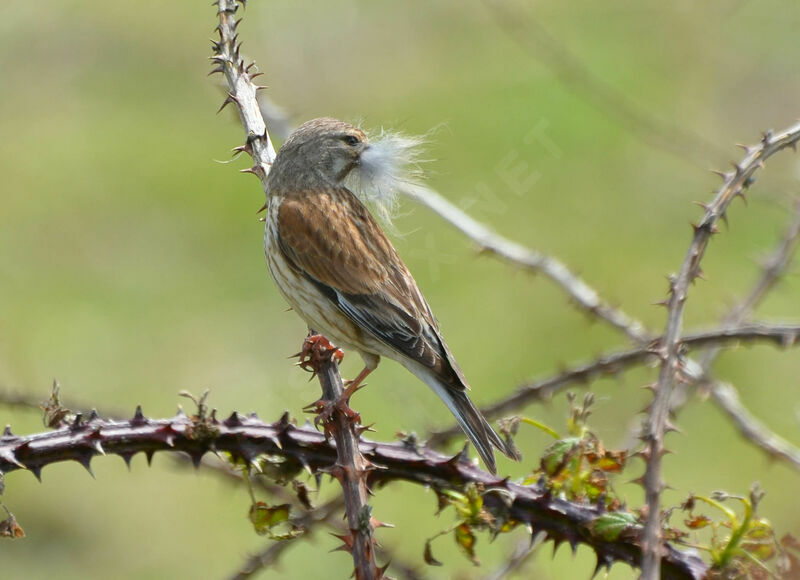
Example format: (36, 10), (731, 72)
(700, 199), (800, 370)
(710, 382), (800, 469)
(401, 183), (650, 343)
(676, 200), (800, 468)
(427, 322), (800, 447)
(640, 122), (800, 580)
(211, 0), (276, 177)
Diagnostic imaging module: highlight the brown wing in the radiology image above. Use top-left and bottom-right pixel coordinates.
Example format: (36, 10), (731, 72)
(276, 186), (467, 391)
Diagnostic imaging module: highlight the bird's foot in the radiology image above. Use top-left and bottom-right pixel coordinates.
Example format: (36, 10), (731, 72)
(294, 333), (344, 377)
(304, 392), (361, 429)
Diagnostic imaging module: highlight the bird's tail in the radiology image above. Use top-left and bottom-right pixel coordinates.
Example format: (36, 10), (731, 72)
(416, 372), (520, 474)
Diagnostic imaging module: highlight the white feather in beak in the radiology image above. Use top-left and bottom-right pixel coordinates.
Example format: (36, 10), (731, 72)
(345, 128), (427, 227)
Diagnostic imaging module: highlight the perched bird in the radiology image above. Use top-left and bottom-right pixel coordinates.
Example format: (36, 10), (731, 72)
(263, 117), (518, 473)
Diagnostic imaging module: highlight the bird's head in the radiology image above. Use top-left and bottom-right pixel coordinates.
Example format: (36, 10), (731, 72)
(272, 117), (426, 226)
(275, 117), (369, 184)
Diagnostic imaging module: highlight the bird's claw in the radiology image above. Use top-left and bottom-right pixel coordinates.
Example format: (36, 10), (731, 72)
(294, 333), (344, 374)
(304, 394), (361, 429)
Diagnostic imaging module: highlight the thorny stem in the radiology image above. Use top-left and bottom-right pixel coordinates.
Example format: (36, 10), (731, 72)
(303, 335), (382, 579)
(0, 410), (707, 579)
(683, 200), (800, 468)
(212, 0), (275, 177)
(401, 184), (650, 343)
(640, 121), (800, 580)
(427, 322), (800, 447)
(211, 6), (381, 573)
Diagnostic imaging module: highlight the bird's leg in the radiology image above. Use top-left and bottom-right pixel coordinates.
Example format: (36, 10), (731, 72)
(342, 366), (374, 396)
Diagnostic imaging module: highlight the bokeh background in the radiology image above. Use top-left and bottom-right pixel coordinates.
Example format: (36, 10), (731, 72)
(1, 1), (799, 578)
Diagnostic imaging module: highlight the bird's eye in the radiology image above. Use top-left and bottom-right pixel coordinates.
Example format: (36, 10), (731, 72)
(342, 134), (360, 146)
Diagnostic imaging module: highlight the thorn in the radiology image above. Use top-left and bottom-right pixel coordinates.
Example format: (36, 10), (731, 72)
(189, 451), (205, 469)
(71, 413), (85, 430)
(76, 455), (94, 478)
(90, 439), (105, 456)
(256, 203), (267, 213)
(627, 474), (646, 487)
(132, 405), (147, 425)
(30, 465), (42, 482)
(216, 93), (237, 114)
(119, 452), (134, 470)
(224, 411), (242, 427)
(0, 449), (25, 469)
(145, 450), (156, 466)
(2, 426), (14, 438)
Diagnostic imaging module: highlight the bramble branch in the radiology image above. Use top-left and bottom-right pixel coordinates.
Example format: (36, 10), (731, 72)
(400, 183), (651, 343)
(428, 322), (800, 447)
(640, 121), (800, 579)
(299, 334), (384, 579)
(0, 409), (706, 579)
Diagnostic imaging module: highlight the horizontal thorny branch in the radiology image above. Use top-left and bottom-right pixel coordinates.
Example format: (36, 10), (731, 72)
(428, 322), (800, 447)
(0, 409), (706, 579)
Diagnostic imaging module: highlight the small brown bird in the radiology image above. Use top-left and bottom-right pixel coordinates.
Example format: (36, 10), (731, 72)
(263, 117), (517, 473)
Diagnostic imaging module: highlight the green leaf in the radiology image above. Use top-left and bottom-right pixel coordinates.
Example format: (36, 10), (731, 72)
(540, 437), (581, 476)
(248, 502), (291, 536)
(589, 511), (641, 542)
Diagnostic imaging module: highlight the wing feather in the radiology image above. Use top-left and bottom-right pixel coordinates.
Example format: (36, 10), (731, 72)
(276, 187), (466, 391)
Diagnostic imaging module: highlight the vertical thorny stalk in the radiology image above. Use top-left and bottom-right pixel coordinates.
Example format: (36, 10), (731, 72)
(300, 335), (383, 579)
(640, 123), (800, 579)
(211, 2), (382, 576)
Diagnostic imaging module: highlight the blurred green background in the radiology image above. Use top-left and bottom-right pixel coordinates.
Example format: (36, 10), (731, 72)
(1, 1), (799, 578)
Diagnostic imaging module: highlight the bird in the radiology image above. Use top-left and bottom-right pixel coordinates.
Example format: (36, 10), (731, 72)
(262, 117), (518, 473)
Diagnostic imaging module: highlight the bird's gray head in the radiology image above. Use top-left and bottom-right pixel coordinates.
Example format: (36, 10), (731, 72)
(271, 117), (368, 186)
(270, 117), (426, 225)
